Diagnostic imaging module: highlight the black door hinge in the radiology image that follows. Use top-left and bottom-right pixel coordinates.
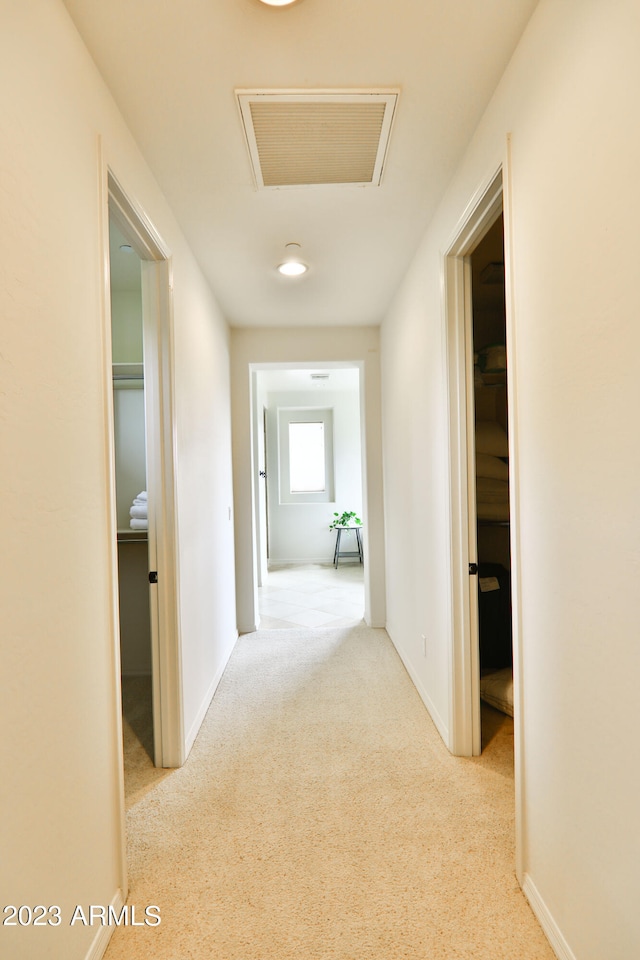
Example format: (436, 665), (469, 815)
(468, 563), (479, 575)
(149, 571), (158, 584)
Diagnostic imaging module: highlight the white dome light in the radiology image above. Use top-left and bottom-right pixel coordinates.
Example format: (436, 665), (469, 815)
(278, 260), (308, 277)
(277, 242), (308, 277)
(258, 0), (299, 6)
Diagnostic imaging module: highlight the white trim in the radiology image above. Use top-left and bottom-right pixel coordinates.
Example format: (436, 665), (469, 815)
(108, 174), (169, 261)
(104, 167), (185, 804)
(443, 164), (504, 758)
(462, 257), (482, 757)
(83, 889), (125, 960)
(443, 253), (476, 758)
(266, 558), (346, 567)
(97, 139), (128, 901)
(522, 874), (577, 960)
(444, 148), (526, 883)
(277, 406), (335, 503)
(184, 632), (239, 755)
(249, 359), (382, 628)
(445, 168), (504, 259)
(503, 134), (525, 882)
(140, 257), (185, 768)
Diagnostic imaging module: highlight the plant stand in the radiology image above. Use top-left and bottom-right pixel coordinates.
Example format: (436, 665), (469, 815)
(333, 525), (364, 568)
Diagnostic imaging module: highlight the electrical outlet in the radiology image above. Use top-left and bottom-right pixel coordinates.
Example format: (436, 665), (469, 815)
(421, 633), (427, 657)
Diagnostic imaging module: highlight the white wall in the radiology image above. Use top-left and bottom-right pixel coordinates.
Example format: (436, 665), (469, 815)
(264, 384), (362, 562)
(111, 283), (146, 529)
(172, 252), (237, 753)
(111, 288), (143, 364)
(380, 1), (640, 957)
(113, 386), (146, 529)
(231, 327), (385, 632)
(0, 4), (236, 958)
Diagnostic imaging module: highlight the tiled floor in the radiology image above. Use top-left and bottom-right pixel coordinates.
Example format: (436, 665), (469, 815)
(258, 562), (365, 629)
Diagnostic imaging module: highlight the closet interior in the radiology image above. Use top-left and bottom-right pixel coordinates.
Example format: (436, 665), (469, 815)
(471, 215), (514, 725)
(109, 218), (154, 762)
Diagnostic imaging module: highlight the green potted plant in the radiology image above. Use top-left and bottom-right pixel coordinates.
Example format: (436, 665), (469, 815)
(329, 510), (362, 529)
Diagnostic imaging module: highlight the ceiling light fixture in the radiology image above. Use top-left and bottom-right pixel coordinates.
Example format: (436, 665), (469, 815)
(257, 0), (300, 6)
(277, 242), (308, 277)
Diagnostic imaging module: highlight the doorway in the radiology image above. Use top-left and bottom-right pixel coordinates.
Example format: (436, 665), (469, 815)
(252, 364), (366, 628)
(469, 215), (513, 749)
(109, 217), (155, 770)
(106, 171), (183, 771)
(445, 165), (519, 761)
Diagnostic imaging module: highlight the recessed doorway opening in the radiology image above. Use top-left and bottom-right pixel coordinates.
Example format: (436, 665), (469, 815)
(469, 214), (513, 751)
(251, 364), (366, 629)
(444, 164), (520, 763)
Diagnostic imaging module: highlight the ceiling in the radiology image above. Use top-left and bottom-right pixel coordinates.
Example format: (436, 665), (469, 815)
(63, 0), (538, 328)
(258, 366), (360, 394)
(109, 219), (142, 293)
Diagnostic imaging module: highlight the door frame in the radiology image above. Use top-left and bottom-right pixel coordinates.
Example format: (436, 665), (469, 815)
(444, 149), (523, 878)
(103, 165), (184, 775)
(445, 167), (504, 758)
(250, 361), (371, 620)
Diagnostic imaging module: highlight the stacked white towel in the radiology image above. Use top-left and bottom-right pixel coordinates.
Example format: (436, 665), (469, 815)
(129, 491), (148, 530)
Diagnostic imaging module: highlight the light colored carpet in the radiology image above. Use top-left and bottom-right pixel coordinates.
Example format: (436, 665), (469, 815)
(110, 627), (554, 959)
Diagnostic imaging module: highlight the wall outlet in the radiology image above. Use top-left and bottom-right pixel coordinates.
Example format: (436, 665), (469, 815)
(421, 633), (427, 657)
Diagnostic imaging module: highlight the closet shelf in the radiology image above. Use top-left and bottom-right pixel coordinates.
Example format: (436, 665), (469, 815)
(113, 362), (143, 380)
(117, 529), (148, 542)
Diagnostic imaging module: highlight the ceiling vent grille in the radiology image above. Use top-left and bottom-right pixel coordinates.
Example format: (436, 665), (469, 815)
(236, 90), (399, 189)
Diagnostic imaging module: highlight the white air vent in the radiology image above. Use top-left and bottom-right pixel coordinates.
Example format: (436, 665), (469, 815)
(236, 90), (398, 189)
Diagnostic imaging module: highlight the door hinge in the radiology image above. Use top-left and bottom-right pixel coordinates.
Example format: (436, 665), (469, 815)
(468, 563), (478, 575)
(149, 571), (158, 584)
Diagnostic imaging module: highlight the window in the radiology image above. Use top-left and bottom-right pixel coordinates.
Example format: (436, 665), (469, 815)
(278, 408), (334, 503)
(288, 421), (326, 493)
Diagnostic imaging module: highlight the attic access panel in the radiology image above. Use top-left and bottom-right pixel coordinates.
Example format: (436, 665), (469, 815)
(236, 90), (399, 189)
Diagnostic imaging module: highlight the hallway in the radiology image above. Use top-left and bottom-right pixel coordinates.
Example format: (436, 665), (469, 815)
(111, 624), (553, 959)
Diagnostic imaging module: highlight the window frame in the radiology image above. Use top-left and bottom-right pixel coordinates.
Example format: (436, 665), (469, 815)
(277, 407), (335, 504)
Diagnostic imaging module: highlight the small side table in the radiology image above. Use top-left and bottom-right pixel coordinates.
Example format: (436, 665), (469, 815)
(333, 525), (364, 568)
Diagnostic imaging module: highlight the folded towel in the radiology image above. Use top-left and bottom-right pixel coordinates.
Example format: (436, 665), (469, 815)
(130, 518), (148, 530)
(130, 504), (148, 520)
(135, 491), (147, 501)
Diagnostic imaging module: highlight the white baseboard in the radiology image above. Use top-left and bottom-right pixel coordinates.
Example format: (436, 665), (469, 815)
(184, 632), (238, 757)
(385, 622), (450, 747)
(267, 558), (334, 567)
(522, 873), (577, 960)
(84, 889), (125, 960)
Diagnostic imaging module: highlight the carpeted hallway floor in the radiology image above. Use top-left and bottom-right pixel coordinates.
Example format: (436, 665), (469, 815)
(111, 626), (554, 959)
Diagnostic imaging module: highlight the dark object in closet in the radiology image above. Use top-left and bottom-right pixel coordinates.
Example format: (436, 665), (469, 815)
(477, 562), (512, 669)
